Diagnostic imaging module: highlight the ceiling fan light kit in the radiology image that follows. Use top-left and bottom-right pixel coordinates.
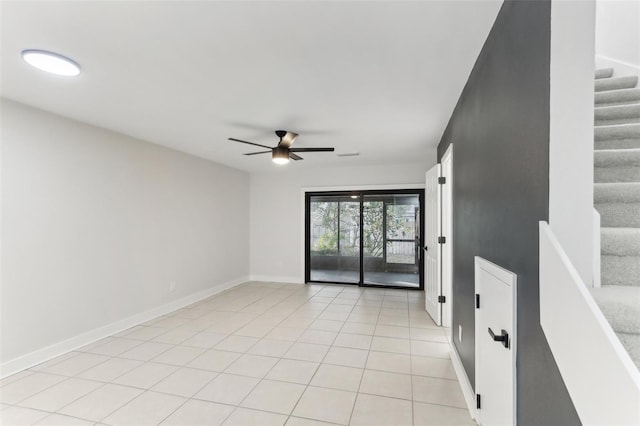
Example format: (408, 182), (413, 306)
(228, 130), (335, 165)
(272, 147), (290, 165)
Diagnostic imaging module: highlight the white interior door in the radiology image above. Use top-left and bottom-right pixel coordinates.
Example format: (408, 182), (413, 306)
(441, 145), (453, 331)
(475, 257), (517, 426)
(424, 164), (441, 325)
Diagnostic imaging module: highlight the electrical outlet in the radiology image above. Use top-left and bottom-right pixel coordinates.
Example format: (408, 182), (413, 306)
(169, 282), (176, 292)
(458, 325), (463, 342)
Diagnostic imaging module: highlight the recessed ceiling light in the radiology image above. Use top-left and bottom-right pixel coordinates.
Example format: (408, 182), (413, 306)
(22, 49), (81, 76)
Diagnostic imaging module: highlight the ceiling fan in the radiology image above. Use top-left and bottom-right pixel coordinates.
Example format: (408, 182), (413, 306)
(228, 130), (335, 165)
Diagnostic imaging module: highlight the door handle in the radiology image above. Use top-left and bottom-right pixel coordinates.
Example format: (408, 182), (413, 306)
(424, 246), (428, 251)
(488, 328), (509, 349)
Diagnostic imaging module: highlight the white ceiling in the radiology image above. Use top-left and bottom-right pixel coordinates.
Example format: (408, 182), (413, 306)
(1, 1), (502, 172)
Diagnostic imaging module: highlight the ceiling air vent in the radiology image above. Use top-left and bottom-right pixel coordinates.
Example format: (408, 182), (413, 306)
(336, 152), (360, 157)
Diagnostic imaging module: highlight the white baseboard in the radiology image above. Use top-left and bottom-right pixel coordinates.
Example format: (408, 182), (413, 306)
(596, 55), (640, 77)
(0, 276), (249, 379)
(450, 342), (478, 422)
(249, 275), (304, 284)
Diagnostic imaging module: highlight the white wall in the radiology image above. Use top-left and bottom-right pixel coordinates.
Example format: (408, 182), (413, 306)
(249, 157), (435, 282)
(595, 0), (640, 75)
(1, 99), (250, 369)
(549, 0), (595, 286)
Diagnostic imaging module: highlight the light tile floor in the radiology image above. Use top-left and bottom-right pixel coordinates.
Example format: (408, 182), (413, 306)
(1, 282), (475, 426)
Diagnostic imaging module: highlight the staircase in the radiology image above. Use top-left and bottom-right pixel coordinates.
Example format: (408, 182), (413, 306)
(591, 68), (640, 369)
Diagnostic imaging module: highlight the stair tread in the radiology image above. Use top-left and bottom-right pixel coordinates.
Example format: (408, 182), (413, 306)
(591, 286), (640, 334)
(595, 88), (640, 106)
(595, 68), (614, 79)
(596, 87), (640, 104)
(595, 76), (638, 93)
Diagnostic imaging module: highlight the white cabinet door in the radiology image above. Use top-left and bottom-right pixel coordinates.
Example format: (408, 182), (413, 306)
(424, 164), (441, 325)
(475, 257), (517, 426)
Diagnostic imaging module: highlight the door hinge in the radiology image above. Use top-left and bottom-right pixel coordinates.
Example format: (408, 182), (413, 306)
(438, 295), (446, 303)
(438, 236), (446, 244)
(438, 176), (446, 184)
(476, 394), (481, 410)
(475, 294), (480, 309)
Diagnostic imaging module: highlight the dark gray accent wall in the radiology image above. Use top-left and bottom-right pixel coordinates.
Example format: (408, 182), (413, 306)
(437, 1), (580, 424)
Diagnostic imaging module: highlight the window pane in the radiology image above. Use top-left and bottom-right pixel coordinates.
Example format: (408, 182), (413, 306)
(363, 201), (384, 258)
(386, 205), (416, 240)
(309, 197), (359, 284)
(339, 202), (360, 256)
(386, 241), (415, 264)
(310, 201), (338, 255)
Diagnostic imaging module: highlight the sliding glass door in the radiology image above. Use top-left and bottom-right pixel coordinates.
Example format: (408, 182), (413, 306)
(308, 195), (361, 283)
(306, 190), (424, 289)
(363, 194), (421, 287)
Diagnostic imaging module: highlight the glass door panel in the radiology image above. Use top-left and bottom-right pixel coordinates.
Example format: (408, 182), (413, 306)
(309, 195), (360, 284)
(363, 194), (420, 288)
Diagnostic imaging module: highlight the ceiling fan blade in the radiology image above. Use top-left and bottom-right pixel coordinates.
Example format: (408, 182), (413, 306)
(279, 132), (299, 148)
(243, 151), (272, 156)
(228, 138), (272, 149)
(289, 152), (304, 161)
(289, 147), (335, 152)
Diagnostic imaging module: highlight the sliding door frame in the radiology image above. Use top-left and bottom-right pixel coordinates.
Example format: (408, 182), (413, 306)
(305, 188), (425, 290)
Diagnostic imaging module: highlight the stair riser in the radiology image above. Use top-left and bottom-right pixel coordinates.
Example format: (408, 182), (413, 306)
(596, 203), (640, 227)
(595, 76), (639, 92)
(594, 183), (640, 202)
(596, 139), (640, 150)
(595, 88), (640, 106)
(595, 124), (640, 142)
(596, 117), (640, 126)
(591, 287), (640, 334)
(595, 166), (640, 183)
(595, 104), (640, 124)
(601, 229), (640, 256)
(598, 306), (640, 334)
(594, 148), (640, 167)
(616, 333), (640, 367)
(602, 255), (640, 287)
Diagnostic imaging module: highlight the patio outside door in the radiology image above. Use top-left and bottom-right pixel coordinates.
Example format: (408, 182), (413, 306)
(306, 189), (424, 289)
